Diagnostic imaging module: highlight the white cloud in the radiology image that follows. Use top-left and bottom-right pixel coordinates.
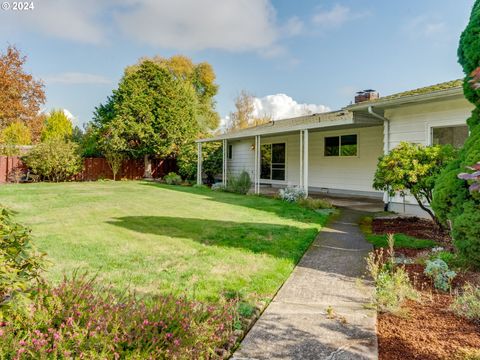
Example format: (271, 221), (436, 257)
(283, 16), (304, 37)
(404, 15), (447, 39)
(0, 0), (106, 44)
(312, 4), (369, 28)
(114, 0), (278, 51)
(43, 72), (111, 85)
(252, 94), (330, 120)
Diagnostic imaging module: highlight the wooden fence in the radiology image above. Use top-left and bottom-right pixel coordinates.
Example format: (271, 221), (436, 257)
(0, 156), (177, 183)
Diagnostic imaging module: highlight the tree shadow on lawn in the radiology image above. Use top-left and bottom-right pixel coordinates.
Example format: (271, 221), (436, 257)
(139, 182), (328, 227)
(107, 215), (319, 262)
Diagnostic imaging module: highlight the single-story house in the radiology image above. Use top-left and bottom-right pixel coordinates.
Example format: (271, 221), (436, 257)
(196, 79), (472, 217)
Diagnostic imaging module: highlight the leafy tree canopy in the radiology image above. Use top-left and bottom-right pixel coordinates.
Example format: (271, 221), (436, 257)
(41, 109), (73, 142)
(125, 55), (220, 133)
(93, 60), (199, 160)
(0, 46), (45, 129)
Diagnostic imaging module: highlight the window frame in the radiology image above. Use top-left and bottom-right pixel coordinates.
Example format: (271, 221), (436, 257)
(429, 124), (469, 148)
(260, 142), (287, 182)
(323, 133), (359, 158)
(227, 144), (233, 160)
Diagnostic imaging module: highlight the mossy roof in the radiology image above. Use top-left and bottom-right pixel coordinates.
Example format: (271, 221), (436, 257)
(368, 79), (464, 104)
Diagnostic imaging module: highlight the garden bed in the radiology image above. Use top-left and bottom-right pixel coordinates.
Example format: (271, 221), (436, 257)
(378, 262), (480, 360)
(372, 216), (451, 244)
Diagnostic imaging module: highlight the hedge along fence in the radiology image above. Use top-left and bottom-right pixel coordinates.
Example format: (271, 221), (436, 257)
(0, 156), (177, 183)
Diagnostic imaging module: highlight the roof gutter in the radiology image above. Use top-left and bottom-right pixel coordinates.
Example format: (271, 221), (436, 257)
(367, 106), (389, 153)
(368, 106), (391, 209)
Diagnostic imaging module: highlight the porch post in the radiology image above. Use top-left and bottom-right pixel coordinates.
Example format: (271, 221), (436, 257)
(222, 139), (227, 187)
(299, 130), (303, 188)
(255, 135), (261, 194)
(303, 130), (309, 197)
(196, 142), (203, 185)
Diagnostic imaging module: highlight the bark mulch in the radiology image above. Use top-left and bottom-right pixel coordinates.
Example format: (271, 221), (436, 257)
(372, 217), (451, 244)
(378, 263), (480, 360)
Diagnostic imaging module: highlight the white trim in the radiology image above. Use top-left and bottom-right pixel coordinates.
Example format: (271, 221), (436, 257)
(196, 142), (202, 185)
(303, 129), (309, 197)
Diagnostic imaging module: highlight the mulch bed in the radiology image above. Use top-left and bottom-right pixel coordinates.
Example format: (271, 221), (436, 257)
(372, 217), (451, 243)
(378, 263), (480, 360)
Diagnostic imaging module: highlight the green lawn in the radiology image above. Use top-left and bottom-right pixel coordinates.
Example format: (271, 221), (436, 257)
(0, 181), (327, 304)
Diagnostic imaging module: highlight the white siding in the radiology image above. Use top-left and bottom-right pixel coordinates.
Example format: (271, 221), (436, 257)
(227, 139), (255, 178)
(226, 126), (384, 195)
(386, 97), (473, 149)
(309, 127), (383, 193)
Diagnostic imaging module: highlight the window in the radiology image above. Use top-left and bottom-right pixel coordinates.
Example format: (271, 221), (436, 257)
(432, 125), (468, 148)
(261, 143), (286, 181)
(227, 144), (233, 159)
(324, 134), (358, 156)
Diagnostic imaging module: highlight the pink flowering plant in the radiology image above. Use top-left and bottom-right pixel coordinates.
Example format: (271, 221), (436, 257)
(1, 273), (237, 359)
(458, 162), (480, 193)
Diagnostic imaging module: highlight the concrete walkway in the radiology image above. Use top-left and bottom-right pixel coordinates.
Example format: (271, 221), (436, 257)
(232, 208), (378, 360)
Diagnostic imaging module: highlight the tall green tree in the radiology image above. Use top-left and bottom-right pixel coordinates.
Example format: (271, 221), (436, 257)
(41, 109), (73, 142)
(126, 55), (220, 133)
(93, 60), (199, 177)
(432, 1), (480, 265)
(0, 121), (32, 155)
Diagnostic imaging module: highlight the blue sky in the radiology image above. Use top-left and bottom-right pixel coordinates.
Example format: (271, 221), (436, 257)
(0, 0), (473, 127)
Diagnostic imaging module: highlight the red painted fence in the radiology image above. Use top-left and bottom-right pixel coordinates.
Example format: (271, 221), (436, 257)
(0, 156), (177, 183)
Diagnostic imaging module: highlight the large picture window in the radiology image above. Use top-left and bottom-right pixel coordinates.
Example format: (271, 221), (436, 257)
(261, 143), (286, 181)
(324, 134), (358, 156)
(432, 125), (468, 148)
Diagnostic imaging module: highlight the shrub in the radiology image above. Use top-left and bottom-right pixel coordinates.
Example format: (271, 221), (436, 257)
(297, 197), (333, 210)
(163, 172), (182, 185)
(0, 274), (237, 359)
(432, 1), (480, 266)
(373, 142), (456, 228)
(0, 121), (31, 155)
(366, 249), (417, 313)
(451, 202), (480, 267)
(278, 186), (306, 202)
(22, 139), (83, 182)
(211, 183), (225, 191)
(0, 206), (47, 313)
(424, 258), (457, 291)
(226, 171), (251, 195)
(451, 283), (480, 322)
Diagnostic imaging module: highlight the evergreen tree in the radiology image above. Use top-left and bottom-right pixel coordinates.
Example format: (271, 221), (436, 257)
(432, 1), (480, 265)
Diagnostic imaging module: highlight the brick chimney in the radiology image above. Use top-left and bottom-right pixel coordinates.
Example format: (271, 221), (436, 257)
(354, 89), (379, 104)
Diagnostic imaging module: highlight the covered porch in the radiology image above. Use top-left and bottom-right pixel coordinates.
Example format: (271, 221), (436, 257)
(197, 110), (386, 200)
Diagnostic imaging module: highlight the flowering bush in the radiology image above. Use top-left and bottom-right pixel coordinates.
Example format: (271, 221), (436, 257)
(424, 258), (457, 291)
(211, 182), (225, 191)
(1, 274), (237, 359)
(458, 162), (480, 193)
(451, 283), (480, 322)
(278, 186), (306, 202)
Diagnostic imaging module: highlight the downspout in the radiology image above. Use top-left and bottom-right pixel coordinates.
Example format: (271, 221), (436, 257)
(367, 106), (390, 211)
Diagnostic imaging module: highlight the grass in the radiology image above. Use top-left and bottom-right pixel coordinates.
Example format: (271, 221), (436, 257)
(360, 216), (437, 249)
(0, 181), (327, 304)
